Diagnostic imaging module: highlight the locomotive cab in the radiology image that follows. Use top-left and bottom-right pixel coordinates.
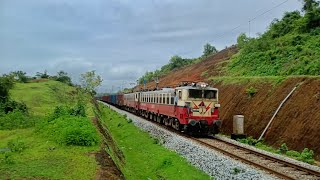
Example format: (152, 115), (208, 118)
(175, 83), (221, 135)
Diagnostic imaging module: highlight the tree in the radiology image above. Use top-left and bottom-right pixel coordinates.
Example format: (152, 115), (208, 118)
(169, 55), (184, 69)
(56, 70), (72, 85)
(237, 33), (250, 48)
(80, 71), (102, 96)
(303, 0), (319, 12)
(302, 0), (320, 30)
(0, 74), (15, 103)
(41, 70), (50, 78)
(35, 70), (50, 79)
(202, 43), (218, 57)
(10, 71), (28, 83)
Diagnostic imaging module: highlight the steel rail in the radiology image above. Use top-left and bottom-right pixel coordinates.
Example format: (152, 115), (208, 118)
(99, 101), (320, 180)
(210, 137), (320, 178)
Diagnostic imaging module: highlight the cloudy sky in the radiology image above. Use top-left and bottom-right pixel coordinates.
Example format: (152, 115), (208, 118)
(1, 0), (302, 92)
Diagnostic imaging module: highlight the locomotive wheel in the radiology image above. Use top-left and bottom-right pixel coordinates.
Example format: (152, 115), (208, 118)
(166, 118), (173, 126)
(172, 119), (181, 131)
(156, 116), (162, 123)
(164, 118), (169, 126)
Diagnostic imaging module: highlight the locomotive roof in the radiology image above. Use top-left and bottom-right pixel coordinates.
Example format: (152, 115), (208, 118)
(140, 88), (175, 93)
(129, 86), (218, 94)
(175, 86), (218, 91)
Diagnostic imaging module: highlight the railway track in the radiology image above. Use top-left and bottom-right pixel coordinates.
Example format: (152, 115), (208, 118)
(100, 101), (320, 180)
(195, 137), (320, 180)
(169, 128), (320, 179)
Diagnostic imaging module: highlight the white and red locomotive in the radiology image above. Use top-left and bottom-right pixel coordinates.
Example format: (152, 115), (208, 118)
(102, 82), (222, 135)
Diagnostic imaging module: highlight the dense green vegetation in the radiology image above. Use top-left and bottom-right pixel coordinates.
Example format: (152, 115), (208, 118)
(0, 74), (31, 130)
(138, 43), (218, 84)
(0, 77), (100, 179)
(36, 105), (99, 146)
(96, 104), (210, 179)
(228, 0), (320, 76)
(237, 137), (315, 164)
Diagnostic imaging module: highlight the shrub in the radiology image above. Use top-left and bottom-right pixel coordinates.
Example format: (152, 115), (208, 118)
(299, 148), (314, 164)
(286, 150), (301, 158)
(48, 104), (87, 122)
(7, 139), (27, 153)
(153, 138), (160, 144)
(237, 136), (259, 145)
(1, 100), (28, 114)
(232, 167), (242, 175)
(3, 152), (14, 164)
(70, 104), (86, 117)
(40, 115), (99, 146)
(246, 87), (257, 97)
(277, 143), (289, 154)
(0, 110), (34, 130)
(127, 118), (133, 123)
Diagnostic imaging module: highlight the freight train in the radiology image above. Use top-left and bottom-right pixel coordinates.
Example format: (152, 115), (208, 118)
(101, 82), (222, 135)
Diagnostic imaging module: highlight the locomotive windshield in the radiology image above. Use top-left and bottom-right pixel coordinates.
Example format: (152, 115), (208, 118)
(188, 89), (217, 99)
(204, 90), (217, 99)
(189, 89), (202, 98)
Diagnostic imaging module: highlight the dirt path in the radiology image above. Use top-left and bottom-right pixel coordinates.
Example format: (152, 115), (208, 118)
(91, 117), (124, 180)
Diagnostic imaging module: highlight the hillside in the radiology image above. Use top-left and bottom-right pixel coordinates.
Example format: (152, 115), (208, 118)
(140, 46), (320, 160)
(136, 2), (320, 160)
(135, 46), (238, 90)
(0, 80), (100, 179)
(10, 80), (77, 116)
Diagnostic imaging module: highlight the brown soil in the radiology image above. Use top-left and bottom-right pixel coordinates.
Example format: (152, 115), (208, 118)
(135, 45), (238, 90)
(91, 117), (124, 180)
(95, 147), (123, 180)
(213, 77), (320, 160)
(138, 46), (320, 160)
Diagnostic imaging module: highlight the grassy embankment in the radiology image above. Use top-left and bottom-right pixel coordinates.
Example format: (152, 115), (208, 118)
(0, 80), (99, 179)
(95, 103), (210, 180)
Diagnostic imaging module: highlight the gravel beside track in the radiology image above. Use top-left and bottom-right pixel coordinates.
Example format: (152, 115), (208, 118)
(102, 102), (278, 180)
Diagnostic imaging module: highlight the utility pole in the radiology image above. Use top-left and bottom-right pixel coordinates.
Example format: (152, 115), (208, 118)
(248, 20), (251, 37)
(154, 76), (159, 90)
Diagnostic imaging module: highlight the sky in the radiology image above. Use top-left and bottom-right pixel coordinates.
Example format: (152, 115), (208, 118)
(0, 0), (303, 92)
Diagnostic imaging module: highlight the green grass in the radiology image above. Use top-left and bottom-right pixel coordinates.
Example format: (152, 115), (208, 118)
(0, 129), (98, 179)
(97, 105), (210, 180)
(0, 80), (100, 179)
(10, 81), (76, 116)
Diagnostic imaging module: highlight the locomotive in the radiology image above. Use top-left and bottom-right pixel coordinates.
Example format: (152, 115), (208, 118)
(101, 82), (222, 135)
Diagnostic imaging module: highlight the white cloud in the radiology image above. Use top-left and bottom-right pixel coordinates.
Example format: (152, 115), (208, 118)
(0, 0), (303, 92)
